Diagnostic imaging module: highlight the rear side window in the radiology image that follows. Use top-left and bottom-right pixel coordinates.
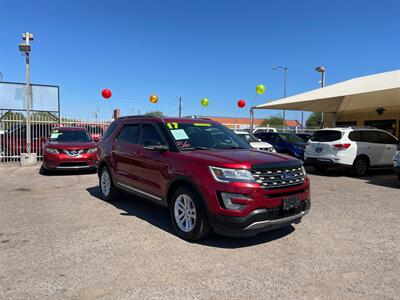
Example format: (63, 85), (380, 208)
(348, 131), (362, 142)
(311, 130), (342, 142)
(102, 122), (118, 141)
(360, 131), (382, 144)
(116, 124), (140, 144)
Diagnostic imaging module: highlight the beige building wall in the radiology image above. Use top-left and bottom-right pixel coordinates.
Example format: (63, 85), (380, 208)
(325, 106), (400, 137)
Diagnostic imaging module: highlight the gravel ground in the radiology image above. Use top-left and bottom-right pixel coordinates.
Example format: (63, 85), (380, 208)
(0, 164), (399, 300)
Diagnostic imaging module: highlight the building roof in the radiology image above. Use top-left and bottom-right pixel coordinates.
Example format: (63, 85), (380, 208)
(256, 70), (400, 113)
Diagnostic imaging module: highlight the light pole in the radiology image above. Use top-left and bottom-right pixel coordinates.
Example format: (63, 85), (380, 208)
(19, 32), (34, 154)
(273, 66), (288, 131)
(315, 66), (326, 128)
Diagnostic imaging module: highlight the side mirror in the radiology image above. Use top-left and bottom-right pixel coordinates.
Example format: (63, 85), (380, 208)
(92, 135), (101, 143)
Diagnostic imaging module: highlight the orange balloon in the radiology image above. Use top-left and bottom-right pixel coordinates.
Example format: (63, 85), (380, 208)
(149, 94), (158, 104)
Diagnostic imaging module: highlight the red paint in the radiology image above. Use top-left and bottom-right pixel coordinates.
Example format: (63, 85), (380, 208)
(101, 89), (112, 99)
(237, 99), (246, 108)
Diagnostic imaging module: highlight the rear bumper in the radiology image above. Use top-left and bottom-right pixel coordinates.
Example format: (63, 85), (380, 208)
(305, 157), (349, 167)
(208, 199), (311, 237)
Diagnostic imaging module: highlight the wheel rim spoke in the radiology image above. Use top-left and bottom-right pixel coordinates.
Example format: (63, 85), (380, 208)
(174, 194), (197, 233)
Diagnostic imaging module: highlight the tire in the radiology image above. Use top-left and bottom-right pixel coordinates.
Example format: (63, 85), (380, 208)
(39, 165), (49, 175)
(169, 186), (211, 241)
(313, 164), (329, 172)
(351, 156), (369, 177)
(99, 166), (120, 202)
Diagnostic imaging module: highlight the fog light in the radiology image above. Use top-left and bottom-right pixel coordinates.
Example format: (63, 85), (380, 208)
(219, 192), (252, 210)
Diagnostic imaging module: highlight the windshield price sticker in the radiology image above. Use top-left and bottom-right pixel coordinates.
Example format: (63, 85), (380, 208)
(170, 129), (189, 140)
(50, 132), (62, 139)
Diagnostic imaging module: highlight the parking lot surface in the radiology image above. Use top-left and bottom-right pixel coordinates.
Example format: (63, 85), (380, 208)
(0, 165), (399, 300)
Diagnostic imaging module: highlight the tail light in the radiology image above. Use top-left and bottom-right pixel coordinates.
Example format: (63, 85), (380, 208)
(332, 143), (351, 150)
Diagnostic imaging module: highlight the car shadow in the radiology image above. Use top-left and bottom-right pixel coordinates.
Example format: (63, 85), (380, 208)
(306, 166), (400, 189)
(86, 186), (295, 249)
(39, 167), (97, 176)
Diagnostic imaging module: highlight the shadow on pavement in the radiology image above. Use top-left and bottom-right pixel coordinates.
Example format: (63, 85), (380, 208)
(306, 165), (400, 189)
(86, 186), (295, 249)
(39, 167), (97, 176)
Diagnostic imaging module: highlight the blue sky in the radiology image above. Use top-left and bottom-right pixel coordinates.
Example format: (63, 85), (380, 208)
(1, 0), (399, 121)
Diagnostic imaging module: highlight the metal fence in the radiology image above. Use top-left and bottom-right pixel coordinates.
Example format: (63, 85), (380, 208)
(0, 114), (111, 163)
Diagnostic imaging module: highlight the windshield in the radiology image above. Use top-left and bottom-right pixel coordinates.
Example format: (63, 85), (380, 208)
(165, 122), (250, 151)
(49, 129), (92, 142)
(278, 133), (304, 143)
(237, 133), (259, 143)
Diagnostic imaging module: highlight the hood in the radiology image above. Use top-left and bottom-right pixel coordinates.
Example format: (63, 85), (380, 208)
(45, 141), (97, 149)
(250, 141), (273, 149)
(179, 149), (297, 169)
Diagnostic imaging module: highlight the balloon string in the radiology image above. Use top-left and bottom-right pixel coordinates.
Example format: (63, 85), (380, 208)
(250, 93), (258, 107)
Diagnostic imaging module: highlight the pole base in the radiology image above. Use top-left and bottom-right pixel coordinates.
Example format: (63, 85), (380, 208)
(20, 153), (37, 166)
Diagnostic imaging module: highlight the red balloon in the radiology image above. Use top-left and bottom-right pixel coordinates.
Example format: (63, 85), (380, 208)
(102, 89), (112, 99)
(237, 99), (246, 108)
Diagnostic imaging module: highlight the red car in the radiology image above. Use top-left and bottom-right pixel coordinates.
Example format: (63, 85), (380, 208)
(97, 116), (310, 240)
(41, 127), (98, 173)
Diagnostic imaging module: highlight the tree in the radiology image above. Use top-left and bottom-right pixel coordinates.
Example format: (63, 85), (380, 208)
(261, 114), (284, 126)
(306, 112), (321, 128)
(144, 110), (164, 117)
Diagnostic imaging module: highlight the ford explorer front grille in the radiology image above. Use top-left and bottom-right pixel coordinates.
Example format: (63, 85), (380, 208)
(251, 165), (305, 189)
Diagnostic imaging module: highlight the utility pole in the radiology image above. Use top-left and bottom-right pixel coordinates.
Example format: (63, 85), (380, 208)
(178, 96), (182, 117)
(315, 66), (326, 128)
(273, 66), (288, 132)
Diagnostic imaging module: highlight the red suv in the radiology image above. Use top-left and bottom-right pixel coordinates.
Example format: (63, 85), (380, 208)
(41, 127), (98, 173)
(97, 117), (310, 240)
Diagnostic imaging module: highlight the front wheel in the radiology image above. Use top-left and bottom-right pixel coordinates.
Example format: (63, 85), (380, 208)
(99, 167), (120, 202)
(170, 186), (210, 241)
(351, 157), (369, 177)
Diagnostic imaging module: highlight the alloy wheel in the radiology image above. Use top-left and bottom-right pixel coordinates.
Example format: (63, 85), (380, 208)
(100, 170), (111, 197)
(174, 194), (197, 232)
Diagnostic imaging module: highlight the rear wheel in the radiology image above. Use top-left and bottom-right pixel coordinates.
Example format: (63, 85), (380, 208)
(99, 166), (120, 202)
(313, 164), (329, 172)
(170, 186), (210, 241)
(352, 156), (369, 177)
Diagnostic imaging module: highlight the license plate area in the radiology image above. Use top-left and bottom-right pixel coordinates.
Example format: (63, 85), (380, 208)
(282, 196), (300, 210)
(315, 147), (323, 153)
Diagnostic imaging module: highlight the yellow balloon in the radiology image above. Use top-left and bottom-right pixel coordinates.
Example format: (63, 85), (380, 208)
(256, 84), (266, 95)
(201, 98), (209, 107)
(149, 94), (158, 104)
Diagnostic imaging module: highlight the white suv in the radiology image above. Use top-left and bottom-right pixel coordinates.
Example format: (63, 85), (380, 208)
(304, 127), (399, 176)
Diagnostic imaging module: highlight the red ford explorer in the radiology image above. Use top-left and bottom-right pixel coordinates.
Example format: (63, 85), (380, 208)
(97, 117), (310, 240)
(41, 127), (98, 174)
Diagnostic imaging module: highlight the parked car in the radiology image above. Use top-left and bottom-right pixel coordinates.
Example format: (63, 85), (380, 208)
(0, 124), (55, 159)
(253, 126), (277, 134)
(304, 128), (399, 176)
(296, 132), (313, 142)
(234, 131), (275, 152)
(41, 127), (98, 173)
(394, 143), (400, 180)
(97, 116), (310, 240)
(254, 132), (306, 160)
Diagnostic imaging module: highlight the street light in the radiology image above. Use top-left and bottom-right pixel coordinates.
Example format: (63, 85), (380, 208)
(315, 66), (326, 128)
(19, 32), (34, 155)
(273, 66), (288, 131)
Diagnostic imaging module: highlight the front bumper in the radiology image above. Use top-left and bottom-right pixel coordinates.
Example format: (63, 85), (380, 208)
(43, 153), (98, 170)
(208, 199), (311, 237)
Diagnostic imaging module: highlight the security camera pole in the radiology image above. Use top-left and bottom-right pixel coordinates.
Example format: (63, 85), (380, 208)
(19, 32), (37, 165)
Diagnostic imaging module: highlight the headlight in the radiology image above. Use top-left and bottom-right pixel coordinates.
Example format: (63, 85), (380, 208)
(87, 148), (97, 153)
(46, 148), (58, 154)
(301, 165), (307, 176)
(209, 166), (255, 183)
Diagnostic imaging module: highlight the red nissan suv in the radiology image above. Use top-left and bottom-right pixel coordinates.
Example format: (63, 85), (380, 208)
(97, 116), (310, 240)
(41, 127), (98, 173)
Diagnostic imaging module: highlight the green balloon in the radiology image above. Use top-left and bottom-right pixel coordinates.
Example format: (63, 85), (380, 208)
(201, 98), (209, 107)
(256, 84), (266, 95)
